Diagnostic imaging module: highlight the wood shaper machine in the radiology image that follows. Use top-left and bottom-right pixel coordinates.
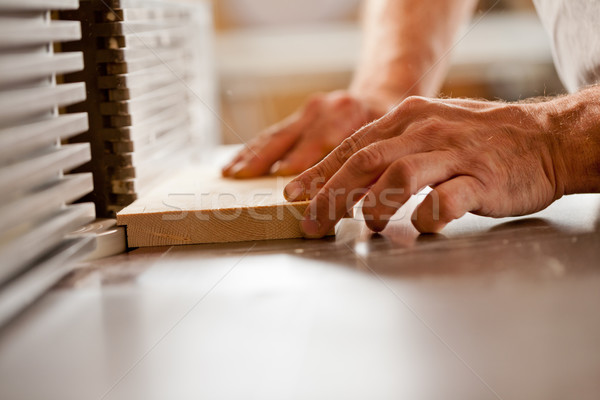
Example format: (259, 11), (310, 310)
(0, 0), (94, 325)
(0, 0), (217, 325)
(59, 0), (217, 217)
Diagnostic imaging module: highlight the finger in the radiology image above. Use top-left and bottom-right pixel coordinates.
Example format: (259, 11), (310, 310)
(223, 130), (298, 178)
(284, 96), (434, 201)
(222, 116), (305, 178)
(283, 126), (375, 201)
(411, 175), (482, 233)
(225, 95), (329, 178)
(428, 97), (494, 110)
(362, 151), (458, 232)
(221, 149), (248, 176)
(221, 137), (252, 174)
(271, 134), (331, 176)
(298, 136), (431, 238)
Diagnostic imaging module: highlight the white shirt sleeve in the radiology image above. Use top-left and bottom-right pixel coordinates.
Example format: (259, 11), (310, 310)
(533, 0), (600, 92)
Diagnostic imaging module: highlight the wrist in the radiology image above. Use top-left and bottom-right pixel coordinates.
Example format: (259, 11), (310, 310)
(349, 58), (443, 116)
(348, 80), (414, 117)
(541, 87), (600, 195)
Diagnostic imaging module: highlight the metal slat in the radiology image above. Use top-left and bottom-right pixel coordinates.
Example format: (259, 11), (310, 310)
(0, 113), (88, 164)
(0, 0), (79, 11)
(109, 97), (188, 127)
(101, 7), (191, 23)
(0, 173), (93, 234)
(0, 234), (96, 326)
(103, 25), (193, 49)
(0, 20), (81, 49)
(107, 77), (181, 100)
(0, 203), (95, 286)
(57, 0), (214, 217)
(0, 0), (95, 322)
(96, 46), (187, 64)
(0, 144), (91, 201)
(132, 129), (189, 161)
(0, 52), (84, 87)
(104, 93), (187, 125)
(105, 51), (191, 75)
(94, 21), (185, 36)
(111, 145), (192, 199)
(97, 61), (187, 90)
(0, 83), (86, 127)
(99, 82), (185, 116)
(100, 108), (188, 142)
(88, 0), (179, 11)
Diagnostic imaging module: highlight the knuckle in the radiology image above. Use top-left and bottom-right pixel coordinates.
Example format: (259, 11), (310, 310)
(305, 93), (325, 112)
(260, 120), (290, 140)
(329, 91), (355, 108)
(388, 159), (415, 184)
(269, 127), (288, 139)
(380, 97), (432, 132)
(412, 118), (458, 149)
(300, 170), (325, 194)
(412, 117), (442, 136)
(401, 96), (430, 112)
(437, 188), (461, 220)
(334, 137), (359, 166)
(311, 190), (336, 219)
(243, 142), (263, 159)
(349, 144), (384, 174)
(380, 103), (406, 128)
(499, 103), (526, 120)
(422, 117), (443, 131)
(313, 191), (330, 210)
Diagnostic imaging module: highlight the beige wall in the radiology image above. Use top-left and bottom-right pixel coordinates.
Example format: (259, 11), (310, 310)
(214, 0), (561, 144)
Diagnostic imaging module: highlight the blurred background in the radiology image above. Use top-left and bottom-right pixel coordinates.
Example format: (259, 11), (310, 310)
(207, 0), (564, 144)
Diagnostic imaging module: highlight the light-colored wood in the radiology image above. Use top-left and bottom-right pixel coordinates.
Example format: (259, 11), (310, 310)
(117, 166), (325, 247)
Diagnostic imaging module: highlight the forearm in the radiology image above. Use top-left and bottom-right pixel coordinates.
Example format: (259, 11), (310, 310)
(541, 85), (600, 195)
(349, 0), (478, 113)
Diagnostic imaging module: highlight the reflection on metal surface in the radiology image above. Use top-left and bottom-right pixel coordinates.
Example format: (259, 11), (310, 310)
(60, 193), (600, 287)
(1, 194), (599, 399)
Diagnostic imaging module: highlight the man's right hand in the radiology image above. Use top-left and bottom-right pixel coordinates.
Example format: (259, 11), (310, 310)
(221, 91), (383, 178)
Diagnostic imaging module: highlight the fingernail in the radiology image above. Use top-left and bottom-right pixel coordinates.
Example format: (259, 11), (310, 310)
(231, 163), (249, 178)
(223, 159), (235, 169)
(301, 218), (321, 238)
(284, 180), (305, 201)
(222, 163), (235, 176)
(271, 161), (290, 176)
(227, 161), (241, 173)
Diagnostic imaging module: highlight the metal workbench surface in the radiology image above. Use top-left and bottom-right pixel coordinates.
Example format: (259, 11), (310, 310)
(0, 192), (599, 400)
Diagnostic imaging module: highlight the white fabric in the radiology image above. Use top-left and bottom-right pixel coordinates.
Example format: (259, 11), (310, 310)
(533, 0), (600, 92)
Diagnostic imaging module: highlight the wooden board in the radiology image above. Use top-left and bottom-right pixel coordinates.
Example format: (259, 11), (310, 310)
(116, 167), (331, 247)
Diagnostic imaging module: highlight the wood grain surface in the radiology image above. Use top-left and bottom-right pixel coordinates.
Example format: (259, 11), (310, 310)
(117, 167), (325, 247)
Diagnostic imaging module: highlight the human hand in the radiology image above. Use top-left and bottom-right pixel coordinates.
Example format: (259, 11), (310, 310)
(221, 91), (383, 178)
(284, 94), (598, 236)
